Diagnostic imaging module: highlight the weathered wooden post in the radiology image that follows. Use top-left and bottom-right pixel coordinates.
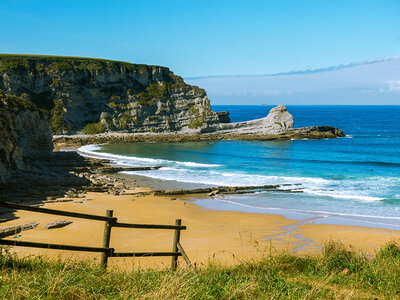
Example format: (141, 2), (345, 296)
(171, 219), (182, 270)
(100, 210), (114, 268)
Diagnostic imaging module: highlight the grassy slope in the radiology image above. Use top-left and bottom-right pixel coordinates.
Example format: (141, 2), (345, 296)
(0, 54), (162, 69)
(0, 54), (169, 77)
(1, 241), (400, 299)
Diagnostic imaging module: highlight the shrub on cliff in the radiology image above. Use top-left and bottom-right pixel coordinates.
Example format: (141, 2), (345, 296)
(0, 89), (38, 111)
(81, 122), (107, 135)
(136, 83), (167, 106)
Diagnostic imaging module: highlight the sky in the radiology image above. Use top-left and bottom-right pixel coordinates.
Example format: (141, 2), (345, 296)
(1, 0), (399, 104)
(187, 55), (400, 105)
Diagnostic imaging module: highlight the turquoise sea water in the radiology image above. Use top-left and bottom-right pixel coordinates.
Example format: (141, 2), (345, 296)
(78, 105), (400, 229)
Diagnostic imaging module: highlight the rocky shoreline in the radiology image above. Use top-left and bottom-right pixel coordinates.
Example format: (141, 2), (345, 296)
(53, 125), (345, 148)
(0, 149), (305, 222)
(52, 104), (345, 148)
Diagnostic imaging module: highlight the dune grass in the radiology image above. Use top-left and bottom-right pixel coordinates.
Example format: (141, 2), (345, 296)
(1, 241), (400, 299)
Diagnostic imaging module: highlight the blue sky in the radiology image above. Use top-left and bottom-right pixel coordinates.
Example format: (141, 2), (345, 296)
(187, 56), (400, 105)
(1, 0), (399, 104)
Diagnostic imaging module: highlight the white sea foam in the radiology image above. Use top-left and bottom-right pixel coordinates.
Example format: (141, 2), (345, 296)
(78, 144), (398, 208)
(205, 198), (400, 222)
(177, 161), (219, 167)
(78, 145), (162, 165)
(303, 190), (385, 202)
(122, 167), (333, 188)
(77, 145), (221, 168)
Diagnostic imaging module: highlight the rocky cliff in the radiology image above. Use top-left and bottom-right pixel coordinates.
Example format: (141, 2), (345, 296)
(0, 55), (219, 134)
(0, 90), (53, 184)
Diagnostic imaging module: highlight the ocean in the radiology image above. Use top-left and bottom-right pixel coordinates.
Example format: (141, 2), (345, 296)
(78, 105), (400, 230)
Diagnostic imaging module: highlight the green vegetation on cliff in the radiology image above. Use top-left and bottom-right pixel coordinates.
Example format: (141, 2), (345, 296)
(0, 54), (158, 74)
(50, 99), (70, 134)
(1, 241), (400, 298)
(0, 89), (39, 112)
(81, 122), (107, 135)
(135, 83), (167, 106)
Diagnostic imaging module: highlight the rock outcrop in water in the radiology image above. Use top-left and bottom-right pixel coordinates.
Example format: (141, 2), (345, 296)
(0, 55), (219, 134)
(0, 90), (53, 184)
(212, 104), (294, 134)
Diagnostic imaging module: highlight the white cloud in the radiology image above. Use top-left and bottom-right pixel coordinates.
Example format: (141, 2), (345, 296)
(388, 80), (400, 92)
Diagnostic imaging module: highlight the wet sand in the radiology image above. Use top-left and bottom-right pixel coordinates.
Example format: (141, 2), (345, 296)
(2, 187), (400, 270)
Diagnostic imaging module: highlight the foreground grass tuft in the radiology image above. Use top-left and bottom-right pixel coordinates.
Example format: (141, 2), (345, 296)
(1, 241), (400, 299)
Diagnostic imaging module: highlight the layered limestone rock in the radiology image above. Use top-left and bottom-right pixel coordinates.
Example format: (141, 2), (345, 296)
(0, 55), (219, 134)
(210, 104), (294, 134)
(0, 90), (53, 184)
(0, 55), (344, 142)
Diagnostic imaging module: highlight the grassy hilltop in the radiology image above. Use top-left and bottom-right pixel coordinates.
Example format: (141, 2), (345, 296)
(1, 241), (400, 299)
(0, 54), (161, 73)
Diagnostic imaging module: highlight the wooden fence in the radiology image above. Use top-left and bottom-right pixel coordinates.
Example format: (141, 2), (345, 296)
(0, 201), (192, 269)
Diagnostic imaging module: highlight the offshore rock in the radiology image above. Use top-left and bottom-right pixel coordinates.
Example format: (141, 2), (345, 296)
(212, 104), (294, 134)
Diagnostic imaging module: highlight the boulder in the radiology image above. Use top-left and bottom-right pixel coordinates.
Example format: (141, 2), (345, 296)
(45, 220), (73, 229)
(216, 111), (231, 123)
(0, 222), (39, 238)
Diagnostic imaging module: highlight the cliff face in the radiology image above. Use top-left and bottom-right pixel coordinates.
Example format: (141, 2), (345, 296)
(0, 55), (219, 134)
(0, 90), (53, 184)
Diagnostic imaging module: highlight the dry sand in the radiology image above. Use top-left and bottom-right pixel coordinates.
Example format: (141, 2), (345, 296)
(2, 187), (400, 270)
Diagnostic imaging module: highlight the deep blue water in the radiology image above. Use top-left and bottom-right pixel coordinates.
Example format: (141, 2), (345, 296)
(78, 105), (400, 229)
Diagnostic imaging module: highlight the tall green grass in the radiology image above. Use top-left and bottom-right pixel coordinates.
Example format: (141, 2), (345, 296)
(1, 241), (400, 299)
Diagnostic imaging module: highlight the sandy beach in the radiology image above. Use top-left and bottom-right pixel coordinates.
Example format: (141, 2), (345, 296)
(2, 184), (400, 270)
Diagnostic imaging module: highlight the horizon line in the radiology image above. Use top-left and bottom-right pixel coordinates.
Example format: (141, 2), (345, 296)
(185, 54), (400, 80)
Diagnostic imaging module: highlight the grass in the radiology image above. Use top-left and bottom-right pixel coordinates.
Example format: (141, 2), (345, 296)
(0, 54), (167, 80)
(0, 54), (163, 72)
(1, 241), (400, 299)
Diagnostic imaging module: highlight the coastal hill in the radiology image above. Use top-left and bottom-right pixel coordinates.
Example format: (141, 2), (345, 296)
(0, 54), (220, 134)
(0, 54), (345, 140)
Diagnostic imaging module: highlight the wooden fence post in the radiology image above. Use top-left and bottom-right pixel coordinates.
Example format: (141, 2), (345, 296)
(100, 210), (114, 269)
(171, 219), (182, 270)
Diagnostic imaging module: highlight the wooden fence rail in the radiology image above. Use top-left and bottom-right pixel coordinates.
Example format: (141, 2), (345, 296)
(0, 201), (117, 222)
(0, 201), (192, 270)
